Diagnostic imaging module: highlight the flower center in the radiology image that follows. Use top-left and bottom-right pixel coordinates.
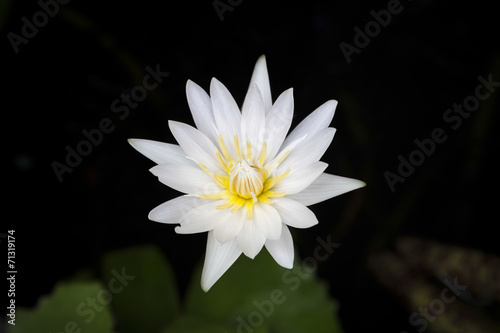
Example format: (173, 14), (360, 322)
(198, 135), (291, 220)
(229, 160), (264, 199)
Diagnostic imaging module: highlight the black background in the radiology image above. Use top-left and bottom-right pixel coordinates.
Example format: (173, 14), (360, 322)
(4, 0), (499, 332)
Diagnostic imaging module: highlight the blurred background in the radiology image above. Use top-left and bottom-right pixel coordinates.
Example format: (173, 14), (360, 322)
(4, 0), (500, 332)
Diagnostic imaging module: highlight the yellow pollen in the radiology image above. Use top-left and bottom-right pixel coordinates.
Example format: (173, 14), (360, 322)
(259, 142), (267, 166)
(246, 141), (253, 161)
(199, 135), (290, 221)
(229, 160), (264, 199)
(217, 135), (232, 163)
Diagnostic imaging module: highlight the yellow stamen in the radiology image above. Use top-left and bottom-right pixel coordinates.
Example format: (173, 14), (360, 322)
(216, 152), (230, 172)
(263, 168), (290, 192)
(217, 135), (232, 163)
(214, 174), (230, 189)
(246, 141), (253, 161)
(199, 190), (232, 200)
(259, 142), (267, 166)
(217, 195), (245, 211)
(266, 150), (291, 174)
(229, 160), (264, 199)
(197, 162), (212, 176)
(257, 193), (273, 204)
(245, 200), (254, 220)
(198, 134), (293, 221)
(234, 135), (243, 160)
(264, 190), (286, 198)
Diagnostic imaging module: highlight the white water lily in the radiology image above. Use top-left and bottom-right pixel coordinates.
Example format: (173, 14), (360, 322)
(129, 55), (365, 291)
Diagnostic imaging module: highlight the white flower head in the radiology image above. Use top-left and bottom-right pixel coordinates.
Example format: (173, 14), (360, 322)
(129, 55), (365, 291)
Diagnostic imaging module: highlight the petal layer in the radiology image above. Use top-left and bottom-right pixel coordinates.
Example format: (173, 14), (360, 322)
(186, 80), (219, 144)
(148, 195), (204, 223)
(150, 164), (221, 195)
(128, 139), (194, 165)
(210, 78), (242, 159)
(249, 55), (272, 113)
(264, 88), (294, 161)
(201, 231), (242, 292)
(281, 99), (337, 151)
(213, 208), (246, 244)
(286, 173), (366, 206)
(265, 224), (294, 269)
(237, 219), (266, 259)
(241, 84), (266, 160)
(273, 197), (318, 229)
(272, 161), (328, 195)
(278, 127), (336, 173)
(175, 200), (225, 234)
(169, 121), (223, 174)
(252, 202), (282, 240)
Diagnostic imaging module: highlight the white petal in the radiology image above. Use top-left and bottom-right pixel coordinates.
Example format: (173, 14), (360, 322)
(237, 219), (266, 259)
(249, 55), (272, 113)
(264, 88), (294, 161)
(201, 231), (242, 292)
(272, 161), (328, 195)
(272, 197), (318, 229)
(241, 84), (265, 160)
(148, 195), (204, 223)
(263, 133), (307, 175)
(265, 224), (294, 268)
(168, 121), (223, 174)
(186, 80), (219, 144)
(281, 99), (337, 151)
(287, 173), (366, 206)
(277, 127), (336, 173)
(213, 208), (246, 244)
(175, 200), (224, 234)
(252, 202), (282, 240)
(210, 78), (242, 159)
(128, 139), (195, 165)
(150, 164), (221, 195)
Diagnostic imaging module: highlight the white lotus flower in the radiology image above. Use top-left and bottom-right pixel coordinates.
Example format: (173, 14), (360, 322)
(128, 55), (365, 291)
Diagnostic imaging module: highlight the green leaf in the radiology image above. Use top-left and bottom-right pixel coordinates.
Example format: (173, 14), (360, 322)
(101, 245), (179, 333)
(162, 314), (255, 333)
(185, 249), (344, 333)
(8, 282), (113, 333)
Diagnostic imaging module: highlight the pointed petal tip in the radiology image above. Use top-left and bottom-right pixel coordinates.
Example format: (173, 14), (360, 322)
(200, 277), (214, 292)
(348, 178), (367, 190)
(147, 210), (165, 223)
(265, 224), (295, 268)
(200, 232), (242, 293)
(255, 54), (267, 66)
(201, 284), (210, 292)
(210, 76), (221, 86)
(327, 99), (338, 111)
(148, 165), (159, 175)
(127, 138), (143, 147)
(185, 79), (195, 91)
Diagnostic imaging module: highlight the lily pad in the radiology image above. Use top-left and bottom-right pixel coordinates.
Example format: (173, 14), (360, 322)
(162, 314), (266, 333)
(185, 249), (344, 333)
(8, 282), (113, 333)
(101, 245), (179, 333)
